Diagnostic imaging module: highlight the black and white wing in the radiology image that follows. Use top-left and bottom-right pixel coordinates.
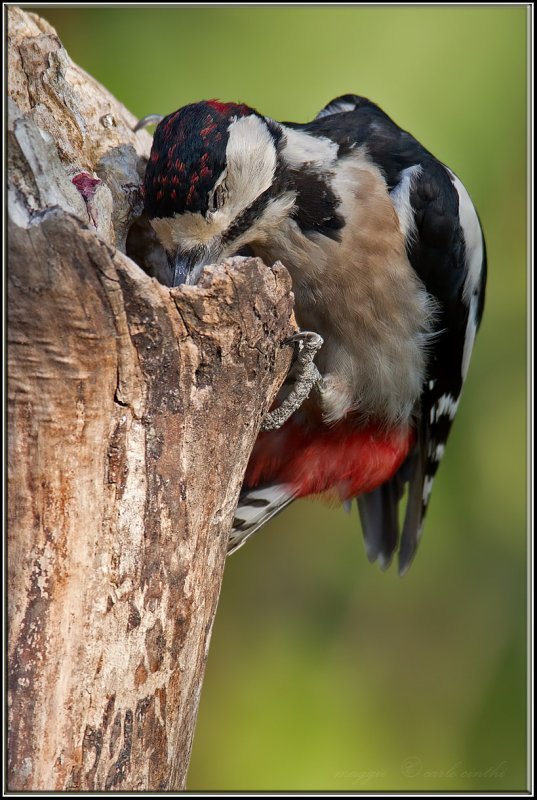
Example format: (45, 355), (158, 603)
(395, 159), (487, 572)
(309, 95), (487, 572)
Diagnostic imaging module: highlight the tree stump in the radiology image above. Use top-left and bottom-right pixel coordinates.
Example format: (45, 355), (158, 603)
(7, 7), (294, 791)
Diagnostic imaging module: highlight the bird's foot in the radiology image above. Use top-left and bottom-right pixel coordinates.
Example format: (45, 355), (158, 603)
(261, 331), (324, 431)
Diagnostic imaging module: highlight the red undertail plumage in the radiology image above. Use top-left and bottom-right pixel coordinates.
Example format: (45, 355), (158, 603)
(244, 417), (414, 501)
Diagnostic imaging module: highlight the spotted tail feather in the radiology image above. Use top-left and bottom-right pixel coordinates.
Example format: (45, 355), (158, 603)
(228, 484), (295, 555)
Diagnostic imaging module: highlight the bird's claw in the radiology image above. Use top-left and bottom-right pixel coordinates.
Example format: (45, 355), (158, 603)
(261, 330), (324, 431)
(133, 114), (164, 133)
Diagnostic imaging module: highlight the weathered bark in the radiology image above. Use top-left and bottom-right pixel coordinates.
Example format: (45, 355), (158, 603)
(7, 7), (294, 792)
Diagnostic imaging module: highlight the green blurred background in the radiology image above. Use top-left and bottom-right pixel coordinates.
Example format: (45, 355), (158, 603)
(25, 5), (527, 791)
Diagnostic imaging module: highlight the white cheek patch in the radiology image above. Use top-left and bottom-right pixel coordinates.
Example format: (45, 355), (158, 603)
(224, 115), (278, 217)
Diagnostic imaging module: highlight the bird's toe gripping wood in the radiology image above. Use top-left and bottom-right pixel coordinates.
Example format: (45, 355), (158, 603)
(261, 331), (324, 432)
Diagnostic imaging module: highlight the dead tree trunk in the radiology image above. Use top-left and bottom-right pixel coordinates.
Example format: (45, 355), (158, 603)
(7, 7), (294, 791)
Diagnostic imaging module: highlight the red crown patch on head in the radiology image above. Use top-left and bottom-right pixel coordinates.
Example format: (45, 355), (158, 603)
(206, 99), (253, 117)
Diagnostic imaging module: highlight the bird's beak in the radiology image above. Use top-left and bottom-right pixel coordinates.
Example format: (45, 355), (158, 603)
(171, 255), (193, 287)
(170, 247), (215, 287)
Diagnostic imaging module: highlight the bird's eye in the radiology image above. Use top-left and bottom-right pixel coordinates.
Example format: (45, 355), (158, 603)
(210, 184), (225, 213)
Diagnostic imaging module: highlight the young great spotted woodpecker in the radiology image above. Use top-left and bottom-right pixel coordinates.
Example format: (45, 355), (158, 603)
(138, 95), (487, 574)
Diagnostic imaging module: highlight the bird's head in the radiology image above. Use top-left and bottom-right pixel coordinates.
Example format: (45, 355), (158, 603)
(142, 100), (295, 285)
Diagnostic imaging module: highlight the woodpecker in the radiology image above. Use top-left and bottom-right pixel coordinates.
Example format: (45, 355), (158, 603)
(139, 95), (487, 574)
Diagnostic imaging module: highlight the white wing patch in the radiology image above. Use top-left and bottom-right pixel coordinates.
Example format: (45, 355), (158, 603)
(282, 126), (339, 168)
(430, 393), (460, 424)
(390, 164), (422, 241)
(422, 476), (435, 504)
(461, 292), (479, 381)
(447, 169), (483, 305)
(434, 443), (445, 461)
(446, 168), (484, 382)
(427, 440), (446, 461)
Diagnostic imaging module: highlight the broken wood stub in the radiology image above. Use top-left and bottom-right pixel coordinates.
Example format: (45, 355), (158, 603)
(7, 6), (295, 792)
